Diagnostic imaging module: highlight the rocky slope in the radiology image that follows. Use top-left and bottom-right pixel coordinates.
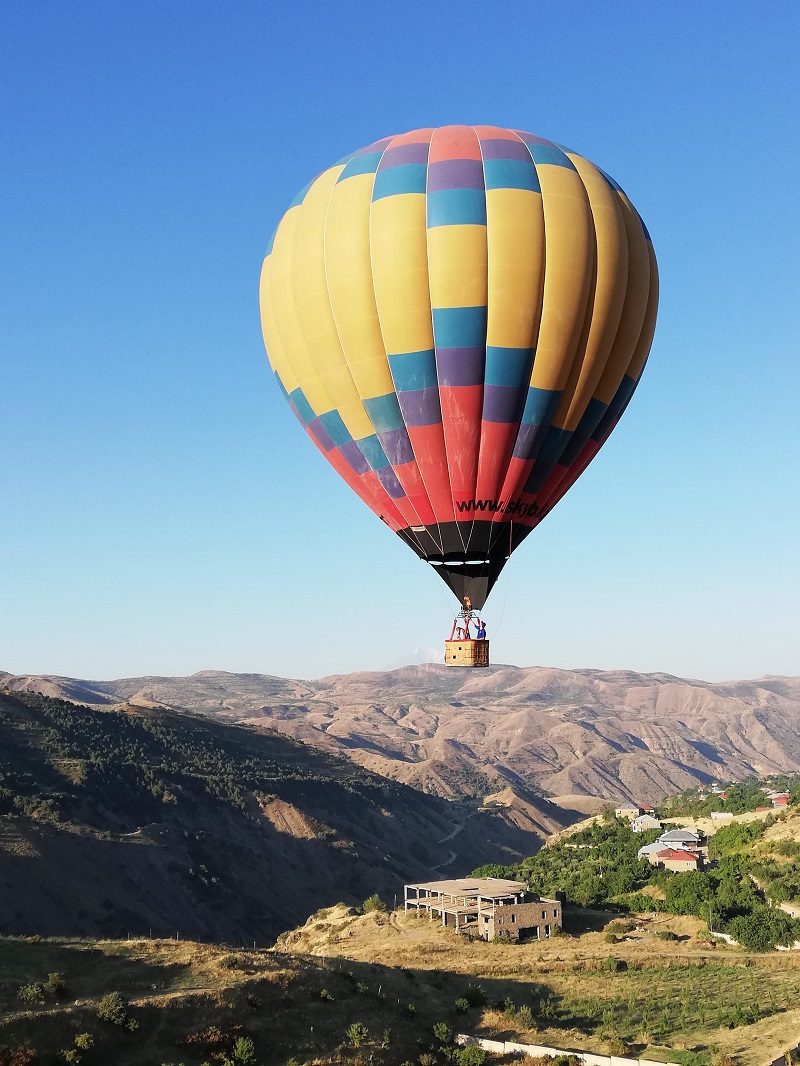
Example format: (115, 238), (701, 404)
(4, 665), (800, 806)
(0, 689), (558, 942)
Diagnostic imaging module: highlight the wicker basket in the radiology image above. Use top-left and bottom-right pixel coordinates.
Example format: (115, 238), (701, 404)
(444, 639), (490, 667)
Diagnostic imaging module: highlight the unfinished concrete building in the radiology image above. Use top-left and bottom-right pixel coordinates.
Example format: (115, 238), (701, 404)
(404, 877), (563, 942)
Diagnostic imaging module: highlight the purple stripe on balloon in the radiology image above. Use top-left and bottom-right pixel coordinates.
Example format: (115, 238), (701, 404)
(379, 142), (429, 168)
(512, 421), (549, 461)
(482, 384), (524, 424)
(352, 137), (393, 158)
(339, 439), (370, 475)
(427, 158), (485, 192)
(380, 427), (415, 466)
(376, 466), (406, 499)
(479, 137), (532, 162)
(397, 388), (442, 428)
(308, 419), (335, 453)
(436, 346), (485, 387)
(515, 131), (555, 146)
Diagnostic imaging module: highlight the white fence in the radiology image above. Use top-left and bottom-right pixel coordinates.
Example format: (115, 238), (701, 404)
(456, 1033), (668, 1066)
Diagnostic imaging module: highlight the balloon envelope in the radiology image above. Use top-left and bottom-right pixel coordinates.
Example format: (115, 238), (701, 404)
(260, 125), (658, 608)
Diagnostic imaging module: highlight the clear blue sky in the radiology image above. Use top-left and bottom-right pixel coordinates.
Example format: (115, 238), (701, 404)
(2, 1), (798, 683)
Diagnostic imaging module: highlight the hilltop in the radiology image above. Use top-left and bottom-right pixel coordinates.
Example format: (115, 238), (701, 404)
(5, 665), (800, 805)
(0, 689), (558, 943)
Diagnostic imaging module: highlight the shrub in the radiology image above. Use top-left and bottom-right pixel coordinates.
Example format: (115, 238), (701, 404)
(405, 1003), (416, 1017)
(604, 932), (618, 943)
(346, 1022), (369, 1048)
(464, 983), (486, 1007)
(455, 997), (470, 1013)
(96, 989), (130, 1023)
(16, 983), (45, 1004)
(656, 929), (678, 941)
(603, 957), (625, 973)
(44, 972), (66, 997)
(59, 1033), (94, 1064)
(456, 1048), (488, 1066)
(608, 919), (635, 935)
(230, 1037), (256, 1066)
(516, 1004), (534, 1029)
(433, 1022), (453, 1045)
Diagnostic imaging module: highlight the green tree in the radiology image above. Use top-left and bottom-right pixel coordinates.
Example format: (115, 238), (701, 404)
(361, 894), (387, 913)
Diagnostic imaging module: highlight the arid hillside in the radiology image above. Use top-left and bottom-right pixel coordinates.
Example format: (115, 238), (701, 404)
(0, 689), (561, 942)
(5, 666), (800, 805)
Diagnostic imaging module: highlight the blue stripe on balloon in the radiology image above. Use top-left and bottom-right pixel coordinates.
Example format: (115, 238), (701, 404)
(318, 409), (352, 448)
(372, 163), (427, 200)
(337, 151), (384, 181)
(358, 434), (391, 470)
(289, 387), (315, 425)
(558, 398), (607, 466)
(524, 143), (576, 170)
(388, 350), (438, 392)
(426, 188), (486, 227)
(363, 392), (406, 433)
(432, 306), (487, 348)
(520, 386), (561, 427)
(484, 346), (533, 388)
(483, 159), (541, 192)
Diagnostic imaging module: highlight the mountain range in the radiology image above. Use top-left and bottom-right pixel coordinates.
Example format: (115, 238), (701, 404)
(4, 664), (800, 807)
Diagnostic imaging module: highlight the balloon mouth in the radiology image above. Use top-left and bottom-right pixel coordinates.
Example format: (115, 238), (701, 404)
(423, 553), (510, 610)
(427, 557), (492, 567)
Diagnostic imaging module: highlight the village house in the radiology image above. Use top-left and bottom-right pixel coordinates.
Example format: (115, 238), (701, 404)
(631, 814), (662, 833)
(403, 877), (563, 942)
(710, 811), (734, 821)
(615, 802), (641, 820)
(657, 828), (702, 849)
(650, 848), (702, 872)
(637, 840), (666, 860)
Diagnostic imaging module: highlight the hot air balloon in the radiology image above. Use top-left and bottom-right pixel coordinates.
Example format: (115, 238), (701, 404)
(259, 125), (658, 665)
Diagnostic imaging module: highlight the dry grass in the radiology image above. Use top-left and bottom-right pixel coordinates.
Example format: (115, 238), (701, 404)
(5, 901), (800, 1064)
(281, 906), (800, 1062)
(0, 926), (492, 1065)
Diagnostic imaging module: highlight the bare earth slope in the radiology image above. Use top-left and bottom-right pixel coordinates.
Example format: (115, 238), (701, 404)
(0, 689), (553, 942)
(5, 665), (800, 805)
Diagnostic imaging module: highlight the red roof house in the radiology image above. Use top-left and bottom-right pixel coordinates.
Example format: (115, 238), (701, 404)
(653, 848), (702, 872)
